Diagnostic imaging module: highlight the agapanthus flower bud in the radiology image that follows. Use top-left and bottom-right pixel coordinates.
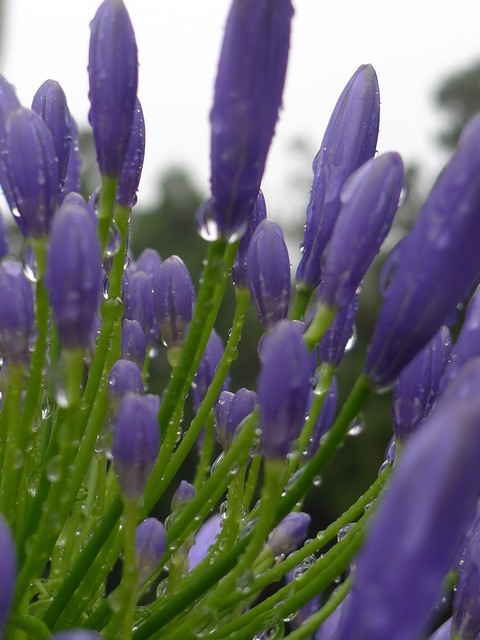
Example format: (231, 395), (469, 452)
(319, 152), (404, 309)
(6, 107), (58, 237)
(232, 190), (267, 288)
(266, 512), (310, 556)
(188, 514), (222, 571)
(88, 0), (138, 176)
(0, 258), (34, 363)
(59, 117), (82, 204)
(121, 318), (147, 369)
(31, 79), (72, 189)
(286, 567), (320, 632)
(392, 325), (451, 441)
(296, 64), (380, 291)
(452, 511), (480, 640)
(124, 270), (158, 346)
(247, 219), (290, 331)
(112, 393), (159, 499)
(0, 74), (21, 212)
(197, 0), (293, 241)
(338, 361), (480, 640)
(315, 594), (349, 639)
(0, 514), (16, 636)
(50, 632), (102, 640)
(365, 114), (480, 388)
(136, 247), (162, 284)
(305, 376), (338, 459)
(153, 255), (195, 349)
(171, 480), (196, 512)
(45, 193), (101, 348)
(108, 358), (144, 413)
(258, 320), (311, 458)
(116, 97), (145, 208)
(192, 329), (229, 413)
(135, 517), (166, 587)
(318, 290), (358, 366)
(214, 388), (257, 451)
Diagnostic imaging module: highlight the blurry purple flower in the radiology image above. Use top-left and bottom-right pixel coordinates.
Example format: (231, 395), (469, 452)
(171, 480), (196, 512)
(0, 258), (34, 364)
(214, 387), (257, 451)
(0, 74), (21, 213)
(452, 511), (480, 639)
(88, 0), (138, 176)
(258, 320), (311, 458)
(108, 358), (144, 413)
(192, 329), (229, 413)
(124, 270), (158, 346)
(296, 64), (380, 291)
(315, 593), (349, 640)
(267, 512), (310, 556)
(247, 219), (290, 331)
(197, 0), (293, 241)
(135, 517), (166, 587)
(116, 97), (145, 208)
(45, 193), (101, 349)
(365, 114), (480, 389)
(59, 117), (82, 204)
(121, 318), (147, 369)
(188, 514), (222, 571)
(232, 190), (267, 288)
(135, 247), (162, 284)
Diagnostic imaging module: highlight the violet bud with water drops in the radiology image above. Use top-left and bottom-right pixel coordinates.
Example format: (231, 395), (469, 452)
(232, 189), (267, 288)
(197, 0), (293, 241)
(0, 514), (16, 636)
(31, 79), (72, 189)
(112, 393), (159, 499)
(214, 388), (257, 452)
(188, 514), (222, 572)
(337, 361), (480, 640)
(88, 0), (138, 177)
(0, 73), (21, 213)
(45, 193), (101, 349)
(258, 320), (311, 459)
(153, 255), (195, 350)
(318, 290), (358, 367)
(392, 325), (451, 442)
(60, 117), (82, 204)
(124, 270), (158, 346)
(171, 481), (196, 512)
(121, 318), (147, 369)
(116, 97), (145, 208)
(135, 517), (166, 588)
(266, 512), (310, 557)
(296, 64), (380, 292)
(108, 358), (144, 414)
(247, 219), (290, 331)
(365, 114), (480, 389)
(6, 107), (58, 237)
(136, 247), (162, 284)
(319, 152), (404, 309)
(0, 258), (34, 364)
(192, 328), (229, 413)
(451, 511), (480, 640)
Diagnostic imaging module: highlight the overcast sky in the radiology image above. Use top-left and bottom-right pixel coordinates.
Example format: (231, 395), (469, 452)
(2, 1), (480, 222)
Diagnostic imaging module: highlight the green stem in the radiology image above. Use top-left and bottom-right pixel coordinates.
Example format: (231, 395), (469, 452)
(108, 203), (130, 300)
(6, 612), (51, 640)
(243, 455), (261, 510)
(98, 175), (119, 254)
(193, 411), (215, 489)
(303, 302), (336, 351)
(289, 286), (313, 321)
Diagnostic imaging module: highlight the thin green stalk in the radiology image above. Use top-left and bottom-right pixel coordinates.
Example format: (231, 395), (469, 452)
(244, 455), (261, 510)
(97, 175), (119, 254)
(289, 286), (313, 322)
(193, 411), (215, 489)
(6, 612), (51, 640)
(303, 302), (336, 351)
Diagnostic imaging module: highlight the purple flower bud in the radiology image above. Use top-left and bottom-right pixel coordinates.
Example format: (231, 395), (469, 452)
(0, 74), (21, 213)
(197, 0), (293, 241)
(51, 632), (102, 640)
(45, 193), (101, 348)
(188, 514), (222, 571)
(319, 152), (404, 309)
(31, 79), (72, 189)
(153, 256), (195, 349)
(121, 318), (147, 369)
(247, 219), (290, 331)
(88, 0), (138, 177)
(0, 514), (16, 636)
(135, 517), (166, 587)
(267, 512), (310, 556)
(365, 114), (480, 389)
(306, 376), (338, 458)
(124, 270), (158, 346)
(6, 107), (58, 237)
(112, 393), (159, 499)
(315, 594), (349, 640)
(116, 97), (145, 208)
(296, 64), (380, 291)
(136, 247), (162, 284)
(0, 258), (34, 363)
(192, 329), (229, 413)
(338, 361), (480, 640)
(215, 388), (257, 451)
(108, 358), (144, 413)
(171, 480), (196, 512)
(452, 511), (480, 640)
(258, 320), (311, 458)
(318, 290), (358, 366)
(392, 325), (451, 441)
(59, 117), (82, 204)
(232, 190), (267, 288)
(285, 567), (320, 632)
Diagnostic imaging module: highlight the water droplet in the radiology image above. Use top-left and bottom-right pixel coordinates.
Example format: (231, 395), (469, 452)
(378, 460), (389, 476)
(105, 220), (122, 258)
(210, 452), (224, 475)
(45, 455), (62, 483)
(347, 413), (365, 436)
(196, 203), (220, 242)
(312, 475), (322, 487)
(337, 524), (355, 541)
(41, 392), (53, 420)
(344, 324), (357, 352)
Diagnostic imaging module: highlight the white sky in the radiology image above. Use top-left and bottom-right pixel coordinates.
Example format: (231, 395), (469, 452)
(2, 0), (480, 223)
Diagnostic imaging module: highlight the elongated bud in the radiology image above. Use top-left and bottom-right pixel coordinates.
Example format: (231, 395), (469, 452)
(108, 358), (144, 413)
(46, 193), (101, 348)
(192, 329), (229, 413)
(135, 517), (166, 587)
(88, 0), (138, 176)
(296, 64), (380, 291)
(6, 107), (58, 237)
(171, 481), (196, 512)
(196, 0), (293, 241)
(266, 512), (310, 556)
(124, 270), (158, 346)
(247, 219), (290, 331)
(0, 258), (34, 364)
(188, 514), (222, 571)
(258, 320), (311, 458)
(232, 190), (267, 288)
(0, 74), (21, 213)
(121, 318), (147, 369)
(116, 97), (145, 208)
(365, 114), (480, 388)
(60, 117), (82, 204)
(136, 247), (162, 284)
(215, 388), (257, 451)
